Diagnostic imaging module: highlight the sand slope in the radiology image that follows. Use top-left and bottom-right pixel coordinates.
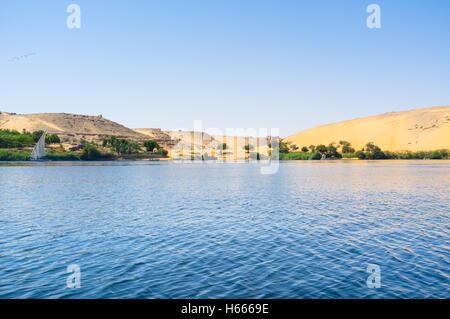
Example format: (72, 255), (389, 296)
(283, 106), (450, 151)
(0, 112), (149, 142)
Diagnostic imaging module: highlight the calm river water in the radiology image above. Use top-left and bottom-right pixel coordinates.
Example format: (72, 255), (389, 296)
(0, 161), (449, 298)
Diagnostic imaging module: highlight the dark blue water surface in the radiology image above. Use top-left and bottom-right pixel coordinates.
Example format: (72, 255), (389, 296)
(0, 161), (449, 298)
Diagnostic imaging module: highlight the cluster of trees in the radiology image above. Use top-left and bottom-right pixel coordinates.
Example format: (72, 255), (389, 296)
(279, 142), (342, 160)
(352, 142), (388, 159)
(268, 140), (289, 155)
(278, 141), (289, 154)
(143, 140), (159, 152)
(281, 140), (449, 160)
(144, 140), (168, 155)
(353, 147), (449, 160)
(80, 145), (103, 160)
(102, 136), (141, 155)
(316, 143), (342, 158)
(102, 137), (168, 156)
(0, 129), (60, 148)
(35, 130), (61, 144)
(339, 140), (356, 153)
(0, 129), (33, 148)
(289, 140), (357, 157)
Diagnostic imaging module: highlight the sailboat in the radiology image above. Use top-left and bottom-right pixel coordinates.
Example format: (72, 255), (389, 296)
(30, 130), (47, 160)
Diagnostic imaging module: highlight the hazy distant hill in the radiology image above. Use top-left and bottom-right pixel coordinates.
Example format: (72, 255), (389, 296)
(136, 129), (221, 157)
(283, 106), (450, 151)
(0, 112), (149, 143)
(135, 129), (273, 158)
(133, 128), (180, 150)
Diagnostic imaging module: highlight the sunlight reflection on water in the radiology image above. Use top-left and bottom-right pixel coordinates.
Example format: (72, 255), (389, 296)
(0, 161), (449, 298)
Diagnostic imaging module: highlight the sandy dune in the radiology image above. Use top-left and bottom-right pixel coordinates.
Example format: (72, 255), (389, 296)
(283, 106), (450, 151)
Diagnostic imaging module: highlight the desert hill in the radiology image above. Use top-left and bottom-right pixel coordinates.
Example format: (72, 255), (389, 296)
(2, 106), (448, 154)
(0, 112), (149, 143)
(283, 106), (450, 151)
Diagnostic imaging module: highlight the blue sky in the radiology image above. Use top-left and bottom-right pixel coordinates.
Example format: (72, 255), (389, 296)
(1, 0), (449, 137)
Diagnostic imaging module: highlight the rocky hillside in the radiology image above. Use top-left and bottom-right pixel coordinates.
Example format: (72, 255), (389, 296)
(0, 112), (149, 143)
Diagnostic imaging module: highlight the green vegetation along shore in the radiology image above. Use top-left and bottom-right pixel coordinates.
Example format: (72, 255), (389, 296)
(0, 128), (60, 148)
(0, 149), (31, 161)
(0, 129), (168, 161)
(278, 140), (449, 160)
(1, 129), (449, 161)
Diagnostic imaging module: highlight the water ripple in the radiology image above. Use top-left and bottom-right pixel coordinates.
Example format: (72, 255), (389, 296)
(0, 161), (449, 298)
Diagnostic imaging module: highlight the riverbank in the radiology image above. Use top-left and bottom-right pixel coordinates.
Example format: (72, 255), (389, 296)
(0, 129), (170, 161)
(0, 149), (169, 161)
(279, 151), (450, 160)
(1, 142), (449, 162)
(278, 141), (449, 160)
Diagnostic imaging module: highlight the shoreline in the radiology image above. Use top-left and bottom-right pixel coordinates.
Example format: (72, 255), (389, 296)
(1, 158), (449, 164)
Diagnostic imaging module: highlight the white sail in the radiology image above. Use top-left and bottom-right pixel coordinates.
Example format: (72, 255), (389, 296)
(30, 130), (47, 160)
